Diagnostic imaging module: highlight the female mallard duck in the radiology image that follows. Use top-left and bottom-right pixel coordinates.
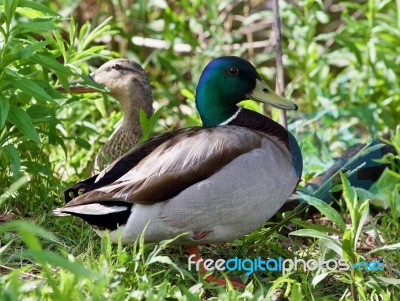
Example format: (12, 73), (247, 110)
(64, 59), (153, 174)
(55, 56), (302, 287)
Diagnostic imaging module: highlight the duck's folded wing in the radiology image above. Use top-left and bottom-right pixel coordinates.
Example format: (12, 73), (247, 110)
(64, 126), (264, 207)
(63, 127), (194, 202)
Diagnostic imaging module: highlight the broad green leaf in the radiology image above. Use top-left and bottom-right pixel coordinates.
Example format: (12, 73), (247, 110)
(3, 0), (18, 24)
(0, 96), (10, 129)
(180, 88), (195, 101)
(367, 243), (400, 254)
(19, 0), (60, 16)
(54, 73), (71, 97)
(147, 106), (165, 133)
(2, 144), (21, 177)
(139, 108), (150, 143)
(12, 20), (58, 35)
(291, 218), (341, 234)
(29, 54), (74, 76)
(239, 99), (263, 114)
(312, 272), (330, 286)
(53, 29), (67, 61)
(375, 276), (400, 285)
(66, 66), (107, 92)
(69, 16), (76, 46)
(354, 187), (376, 203)
(70, 46), (107, 62)
(94, 97), (107, 118)
(0, 17), (6, 38)
(354, 201), (369, 249)
(18, 41), (49, 58)
(100, 231), (112, 264)
(147, 255), (177, 266)
(319, 238), (343, 256)
(342, 228), (355, 261)
(368, 39), (377, 63)
(370, 169), (400, 195)
(1, 45), (24, 68)
(22, 249), (95, 278)
(290, 282), (303, 300)
(358, 142), (385, 157)
(27, 105), (56, 123)
(299, 195), (346, 231)
(16, 7), (48, 19)
(0, 240), (12, 256)
(0, 176), (27, 206)
(334, 34), (363, 66)
(290, 229), (342, 247)
(139, 106), (165, 143)
(23, 161), (53, 177)
(78, 22), (90, 47)
(365, 169), (400, 212)
(79, 17), (114, 51)
(6, 76), (54, 103)
(340, 172), (356, 204)
(340, 173), (357, 225)
(0, 220), (56, 250)
(8, 106), (41, 143)
(75, 137), (91, 150)
(316, 11), (329, 24)
(47, 118), (58, 145)
(148, 232), (188, 258)
(266, 273), (294, 300)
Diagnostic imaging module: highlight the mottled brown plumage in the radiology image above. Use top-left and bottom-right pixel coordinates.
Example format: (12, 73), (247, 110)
(60, 59), (154, 173)
(89, 59), (154, 173)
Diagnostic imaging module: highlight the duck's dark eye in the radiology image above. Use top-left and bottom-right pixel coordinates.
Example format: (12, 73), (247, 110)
(111, 64), (121, 70)
(227, 67), (239, 76)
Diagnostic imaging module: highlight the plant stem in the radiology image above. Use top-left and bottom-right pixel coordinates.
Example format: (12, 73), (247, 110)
(351, 269), (357, 300)
(272, 0), (287, 128)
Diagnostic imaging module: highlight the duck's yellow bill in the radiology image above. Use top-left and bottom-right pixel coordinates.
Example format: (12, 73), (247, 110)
(247, 79), (298, 110)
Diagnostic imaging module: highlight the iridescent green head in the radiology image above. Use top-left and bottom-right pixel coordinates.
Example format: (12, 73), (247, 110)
(195, 56), (297, 127)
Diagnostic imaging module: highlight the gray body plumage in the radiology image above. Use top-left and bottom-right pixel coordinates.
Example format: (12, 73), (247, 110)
(119, 133), (296, 244)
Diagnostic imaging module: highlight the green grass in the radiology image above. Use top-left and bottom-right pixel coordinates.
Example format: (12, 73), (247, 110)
(1, 0), (400, 299)
(1, 176), (400, 300)
(1, 141), (400, 299)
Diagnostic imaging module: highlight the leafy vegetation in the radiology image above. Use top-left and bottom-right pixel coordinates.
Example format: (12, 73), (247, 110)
(1, 0), (399, 300)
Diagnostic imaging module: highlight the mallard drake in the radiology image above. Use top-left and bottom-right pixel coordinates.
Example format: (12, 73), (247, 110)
(63, 59), (153, 174)
(55, 56), (303, 287)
